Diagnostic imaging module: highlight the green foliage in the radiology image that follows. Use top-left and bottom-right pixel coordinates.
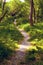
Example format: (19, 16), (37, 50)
(25, 47), (43, 64)
(24, 22), (43, 46)
(0, 40), (13, 60)
(38, 0), (43, 20)
(0, 0), (43, 64)
(25, 49), (37, 62)
(16, 18), (28, 25)
(0, 16), (23, 60)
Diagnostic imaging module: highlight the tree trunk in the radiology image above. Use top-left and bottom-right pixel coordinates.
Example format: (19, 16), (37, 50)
(2, 0), (6, 12)
(30, 0), (34, 26)
(33, 7), (36, 23)
(0, 10), (8, 22)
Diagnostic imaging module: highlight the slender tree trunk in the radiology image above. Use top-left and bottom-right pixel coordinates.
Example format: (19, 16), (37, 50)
(2, 0), (6, 12)
(30, 0), (34, 26)
(0, 10), (8, 22)
(33, 7), (36, 23)
(0, 0), (7, 22)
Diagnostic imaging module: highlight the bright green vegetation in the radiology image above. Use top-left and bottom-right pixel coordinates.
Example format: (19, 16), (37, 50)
(18, 22), (43, 64)
(18, 22), (43, 46)
(0, 0), (43, 64)
(24, 22), (43, 46)
(0, 16), (23, 60)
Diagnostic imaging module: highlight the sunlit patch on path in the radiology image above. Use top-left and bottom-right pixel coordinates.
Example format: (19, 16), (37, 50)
(17, 29), (31, 51)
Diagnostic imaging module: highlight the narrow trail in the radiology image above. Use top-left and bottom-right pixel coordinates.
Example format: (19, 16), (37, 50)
(11, 28), (31, 65)
(2, 27), (32, 65)
(18, 29), (31, 51)
(5, 21), (31, 65)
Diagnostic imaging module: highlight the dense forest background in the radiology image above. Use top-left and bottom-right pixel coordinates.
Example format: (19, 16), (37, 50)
(0, 0), (43, 65)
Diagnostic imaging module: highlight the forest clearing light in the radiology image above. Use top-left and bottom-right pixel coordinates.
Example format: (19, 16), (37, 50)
(6, 0), (10, 2)
(18, 45), (30, 51)
(20, 0), (24, 2)
(3, 0), (10, 2)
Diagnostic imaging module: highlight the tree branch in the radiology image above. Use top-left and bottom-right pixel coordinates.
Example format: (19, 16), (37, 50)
(0, 10), (8, 22)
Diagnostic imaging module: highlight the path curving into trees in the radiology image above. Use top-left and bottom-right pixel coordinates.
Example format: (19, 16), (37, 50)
(10, 27), (32, 65)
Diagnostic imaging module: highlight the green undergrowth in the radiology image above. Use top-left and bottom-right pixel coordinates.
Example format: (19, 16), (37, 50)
(0, 16), (23, 60)
(25, 46), (43, 65)
(18, 22), (43, 46)
(18, 23), (29, 30)
(24, 22), (43, 46)
(18, 21), (43, 65)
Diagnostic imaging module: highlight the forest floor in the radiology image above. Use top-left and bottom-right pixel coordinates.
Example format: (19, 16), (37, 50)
(10, 28), (32, 65)
(0, 22), (43, 65)
(0, 20), (32, 65)
(0, 20), (43, 65)
(1, 28), (32, 65)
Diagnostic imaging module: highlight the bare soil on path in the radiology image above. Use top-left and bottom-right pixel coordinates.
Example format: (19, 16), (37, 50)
(10, 28), (31, 65)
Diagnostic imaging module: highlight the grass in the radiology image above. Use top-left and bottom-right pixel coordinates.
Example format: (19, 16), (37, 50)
(18, 22), (43, 46)
(0, 16), (23, 60)
(25, 46), (43, 65)
(24, 22), (43, 46)
(0, 16), (43, 64)
(16, 21), (43, 64)
(18, 22), (43, 64)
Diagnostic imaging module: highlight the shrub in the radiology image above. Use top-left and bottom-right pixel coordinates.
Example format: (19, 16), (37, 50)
(0, 40), (13, 61)
(25, 49), (37, 62)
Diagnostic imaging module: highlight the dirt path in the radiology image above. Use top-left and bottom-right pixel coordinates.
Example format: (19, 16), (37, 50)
(7, 19), (31, 65)
(18, 29), (31, 51)
(1, 28), (31, 65)
(3, 20), (31, 65)
(10, 28), (31, 65)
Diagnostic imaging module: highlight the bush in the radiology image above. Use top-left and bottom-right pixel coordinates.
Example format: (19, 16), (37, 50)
(16, 18), (28, 25)
(25, 49), (37, 62)
(0, 16), (23, 61)
(0, 40), (13, 61)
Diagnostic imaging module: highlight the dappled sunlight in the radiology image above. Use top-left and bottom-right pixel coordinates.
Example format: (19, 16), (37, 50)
(16, 29), (31, 51)
(0, 0), (43, 64)
(19, 28), (30, 39)
(18, 44), (31, 51)
(5, 0), (11, 2)
(23, 22), (43, 46)
(20, 0), (24, 2)
(17, 44), (37, 51)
